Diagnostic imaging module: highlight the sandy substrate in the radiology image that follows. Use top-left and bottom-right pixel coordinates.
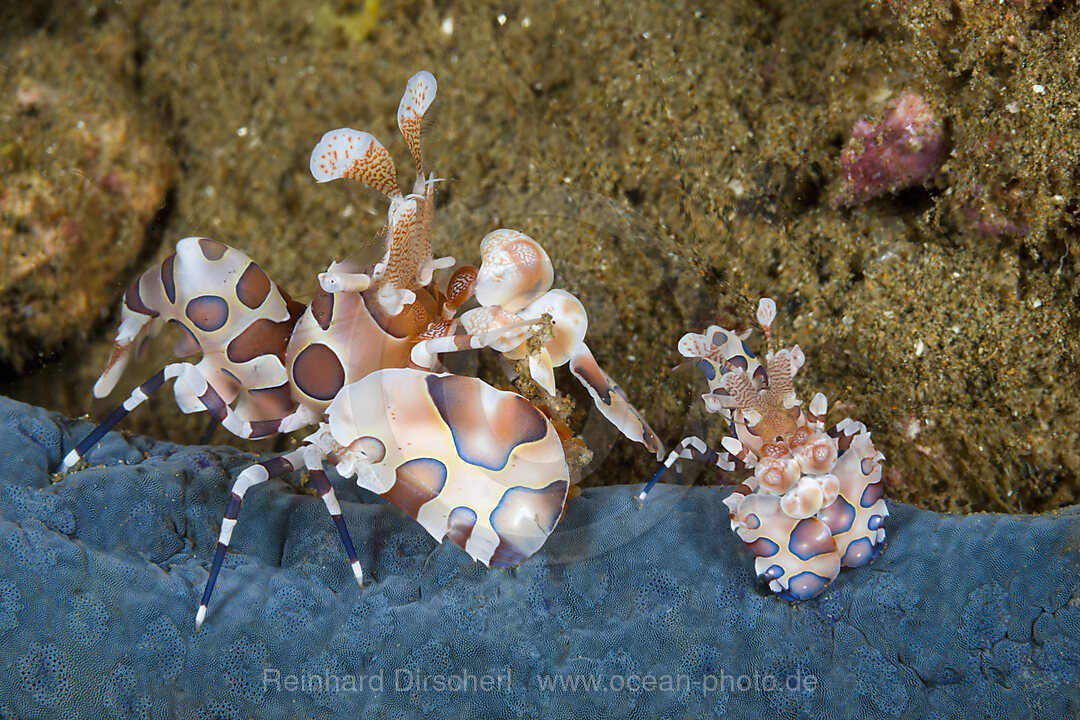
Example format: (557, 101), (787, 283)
(1, 0), (1077, 514)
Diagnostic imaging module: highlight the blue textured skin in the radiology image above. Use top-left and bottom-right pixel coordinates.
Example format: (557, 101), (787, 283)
(0, 395), (1077, 719)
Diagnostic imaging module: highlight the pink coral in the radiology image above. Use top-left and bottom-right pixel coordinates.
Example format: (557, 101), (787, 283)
(836, 93), (948, 205)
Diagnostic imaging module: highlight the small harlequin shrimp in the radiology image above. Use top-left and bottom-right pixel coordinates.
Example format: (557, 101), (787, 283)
(641, 298), (887, 599)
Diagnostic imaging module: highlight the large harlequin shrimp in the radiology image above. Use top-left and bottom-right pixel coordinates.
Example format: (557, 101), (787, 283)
(64, 70), (662, 630)
(640, 298), (887, 600)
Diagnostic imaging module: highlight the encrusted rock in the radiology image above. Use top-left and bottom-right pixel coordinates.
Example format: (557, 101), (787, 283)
(0, 35), (174, 369)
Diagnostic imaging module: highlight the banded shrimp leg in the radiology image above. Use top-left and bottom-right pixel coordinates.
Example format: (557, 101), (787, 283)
(637, 436), (746, 502)
(62, 363), (256, 471)
(195, 443), (363, 631)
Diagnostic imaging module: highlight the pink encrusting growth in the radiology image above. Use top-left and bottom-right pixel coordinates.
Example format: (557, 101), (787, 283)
(641, 298), (887, 600)
(836, 92), (948, 205)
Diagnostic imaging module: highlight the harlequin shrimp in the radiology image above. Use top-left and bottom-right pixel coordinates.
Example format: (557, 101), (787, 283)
(63, 71), (662, 630)
(639, 298), (887, 600)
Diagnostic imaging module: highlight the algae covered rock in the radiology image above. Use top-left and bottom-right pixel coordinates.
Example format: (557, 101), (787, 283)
(0, 34), (174, 370)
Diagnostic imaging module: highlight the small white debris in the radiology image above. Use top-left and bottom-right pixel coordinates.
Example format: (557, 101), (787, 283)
(521, 16), (531, 27)
(914, 339), (925, 357)
(496, 13), (507, 25)
(842, 315), (854, 326)
(1031, 298), (1042, 309)
(869, 87), (893, 104)
(1005, 102), (1019, 114)
(904, 417), (922, 439)
(441, 17), (454, 35)
(236, 126), (248, 137)
(1033, 84), (1045, 94)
